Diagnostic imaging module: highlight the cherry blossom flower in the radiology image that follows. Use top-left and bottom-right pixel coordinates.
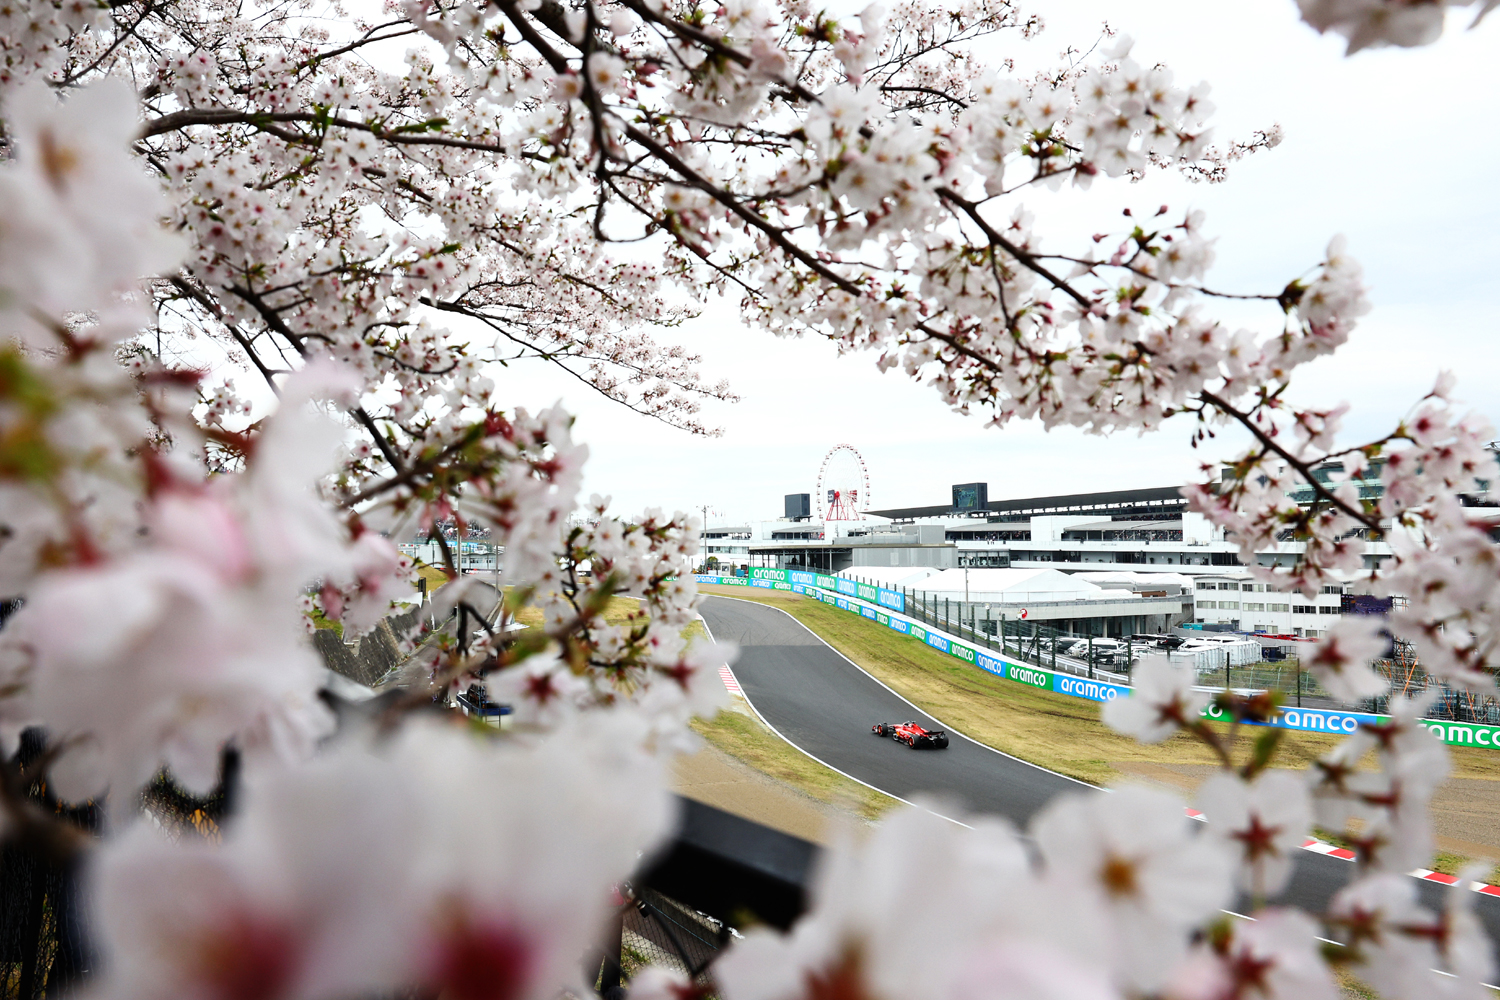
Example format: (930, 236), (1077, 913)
(716, 805), (1045, 1000)
(1195, 771), (1312, 897)
(1101, 655), (1208, 743)
(1326, 874), (1455, 999)
(1032, 787), (1234, 992)
(1296, 0), (1495, 53)
(1310, 692), (1450, 875)
(0, 80), (182, 342)
(1165, 909), (1339, 1000)
(1305, 616), (1392, 704)
(93, 717), (673, 1000)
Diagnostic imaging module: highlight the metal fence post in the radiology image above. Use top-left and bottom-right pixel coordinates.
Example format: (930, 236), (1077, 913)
(1088, 636), (1094, 680)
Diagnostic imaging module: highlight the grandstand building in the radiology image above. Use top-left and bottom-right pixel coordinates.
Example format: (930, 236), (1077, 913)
(701, 468), (1444, 639)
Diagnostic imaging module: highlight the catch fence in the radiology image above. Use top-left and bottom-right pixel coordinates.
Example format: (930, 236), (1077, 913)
(836, 575), (1498, 715)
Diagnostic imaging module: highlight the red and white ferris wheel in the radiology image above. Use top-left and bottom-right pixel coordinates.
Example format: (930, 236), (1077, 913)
(817, 444), (870, 521)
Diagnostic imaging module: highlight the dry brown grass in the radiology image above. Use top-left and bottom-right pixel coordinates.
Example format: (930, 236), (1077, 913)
(690, 709), (898, 821)
(413, 561), (451, 593)
(511, 595), (648, 629)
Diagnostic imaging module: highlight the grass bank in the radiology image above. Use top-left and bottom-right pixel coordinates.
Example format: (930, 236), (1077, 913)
(690, 709), (898, 821)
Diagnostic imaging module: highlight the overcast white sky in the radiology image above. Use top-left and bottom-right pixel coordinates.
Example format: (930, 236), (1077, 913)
(478, 1), (1500, 526)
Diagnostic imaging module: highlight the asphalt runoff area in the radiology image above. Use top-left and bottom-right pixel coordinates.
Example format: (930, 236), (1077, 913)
(699, 595), (1500, 969)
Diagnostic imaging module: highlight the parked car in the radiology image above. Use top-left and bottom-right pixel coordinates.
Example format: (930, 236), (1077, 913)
(1130, 633), (1184, 650)
(1064, 638), (1125, 659)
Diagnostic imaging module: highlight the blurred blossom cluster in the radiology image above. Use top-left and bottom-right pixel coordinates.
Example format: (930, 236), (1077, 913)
(0, 0), (1495, 998)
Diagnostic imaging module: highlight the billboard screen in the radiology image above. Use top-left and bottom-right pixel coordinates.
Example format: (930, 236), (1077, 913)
(1341, 594), (1393, 616)
(784, 493), (811, 519)
(952, 482), (988, 513)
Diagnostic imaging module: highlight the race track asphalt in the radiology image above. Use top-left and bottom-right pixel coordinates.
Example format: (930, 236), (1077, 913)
(699, 594), (1500, 967)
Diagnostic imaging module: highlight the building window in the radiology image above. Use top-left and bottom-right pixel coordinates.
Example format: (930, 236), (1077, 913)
(1196, 581), (1216, 590)
(1292, 604), (1319, 615)
(1268, 603), (1290, 613)
(1318, 605), (1340, 615)
(1244, 603), (1265, 612)
(1220, 601), (1240, 610)
(1198, 601), (1216, 610)
(1218, 583), (1239, 590)
(1320, 586), (1343, 595)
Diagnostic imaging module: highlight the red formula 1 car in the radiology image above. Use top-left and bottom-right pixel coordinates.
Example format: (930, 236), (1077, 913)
(871, 721), (949, 749)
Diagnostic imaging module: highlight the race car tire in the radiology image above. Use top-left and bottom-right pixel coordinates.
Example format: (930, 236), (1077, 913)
(936, 736), (949, 749)
(909, 738), (922, 749)
(875, 724), (891, 737)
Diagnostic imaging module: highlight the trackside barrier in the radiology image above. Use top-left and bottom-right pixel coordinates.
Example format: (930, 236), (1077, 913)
(1419, 719), (1500, 748)
(693, 573), (1500, 749)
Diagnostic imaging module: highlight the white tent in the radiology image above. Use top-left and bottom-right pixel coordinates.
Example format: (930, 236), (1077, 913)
(909, 567), (1118, 604)
(1073, 571), (1195, 590)
(834, 566), (940, 588)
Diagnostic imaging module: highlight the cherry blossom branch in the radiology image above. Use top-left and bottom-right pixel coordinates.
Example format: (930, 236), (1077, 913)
(1199, 389), (1381, 533)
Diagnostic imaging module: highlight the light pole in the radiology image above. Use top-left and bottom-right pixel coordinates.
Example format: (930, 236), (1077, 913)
(696, 504), (720, 572)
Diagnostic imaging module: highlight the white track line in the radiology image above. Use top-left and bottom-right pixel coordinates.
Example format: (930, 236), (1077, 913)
(705, 592), (1094, 791)
(698, 609), (970, 829)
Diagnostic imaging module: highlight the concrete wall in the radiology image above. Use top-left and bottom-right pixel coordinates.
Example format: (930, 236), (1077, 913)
(311, 604), (428, 688)
(848, 546), (957, 569)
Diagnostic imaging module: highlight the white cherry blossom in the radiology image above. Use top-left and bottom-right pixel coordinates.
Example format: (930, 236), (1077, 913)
(1305, 616), (1392, 704)
(1195, 771), (1313, 897)
(1296, 0), (1496, 53)
(93, 717), (672, 1000)
(1101, 655), (1208, 743)
(1165, 909), (1339, 1000)
(1032, 787), (1234, 992)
